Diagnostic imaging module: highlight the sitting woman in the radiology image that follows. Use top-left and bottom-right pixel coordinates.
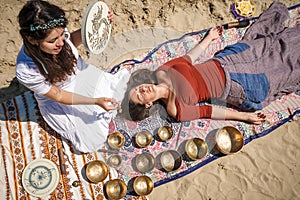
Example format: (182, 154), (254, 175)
(16, 0), (129, 153)
(121, 2), (300, 124)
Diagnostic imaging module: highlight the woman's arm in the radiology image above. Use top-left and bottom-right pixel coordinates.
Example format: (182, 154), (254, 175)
(211, 106), (266, 124)
(168, 100), (265, 124)
(187, 27), (222, 64)
(44, 85), (118, 111)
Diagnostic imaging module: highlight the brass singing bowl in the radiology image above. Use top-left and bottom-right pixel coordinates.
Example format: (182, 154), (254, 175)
(107, 132), (125, 149)
(135, 130), (153, 148)
(185, 138), (208, 160)
(106, 179), (127, 200)
(107, 154), (122, 168)
(134, 152), (155, 173)
(133, 175), (154, 196)
(86, 160), (109, 183)
(157, 126), (173, 141)
(160, 150), (182, 172)
(215, 126), (244, 154)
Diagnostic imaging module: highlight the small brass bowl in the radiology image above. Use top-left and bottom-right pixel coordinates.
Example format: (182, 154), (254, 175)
(107, 154), (122, 168)
(157, 126), (173, 141)
(185, 138), (208, 160)
(86, 160), (109, 183)
(133, 175), (154, 196)
(107, 132), (125, 149)
(134, 152), (155, 173)
(106, 179), (127, 200)
(135, 130), (153, 148)
(160, 150), (182, 172)
(215, 126), (244, 154)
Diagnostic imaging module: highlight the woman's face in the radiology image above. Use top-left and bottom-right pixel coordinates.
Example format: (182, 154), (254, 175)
(129, 84), (157, 108)
(38, 27), (65, 55)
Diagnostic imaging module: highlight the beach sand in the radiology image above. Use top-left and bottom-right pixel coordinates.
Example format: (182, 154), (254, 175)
(0, 0), (299, 199)
(149, 119), (300, 200)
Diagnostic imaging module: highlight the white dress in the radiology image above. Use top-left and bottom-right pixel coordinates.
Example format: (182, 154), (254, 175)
(16, 33), (130, 153)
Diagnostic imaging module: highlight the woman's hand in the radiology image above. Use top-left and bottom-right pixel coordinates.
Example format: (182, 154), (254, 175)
(245, 112), (266, 124)
(95, 97), (118, 111)
(108, 9), (114, 23)
(207, 27), (222, 41)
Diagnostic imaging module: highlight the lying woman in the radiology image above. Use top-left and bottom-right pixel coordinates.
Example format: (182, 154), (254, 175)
(121, 2), (300, 124)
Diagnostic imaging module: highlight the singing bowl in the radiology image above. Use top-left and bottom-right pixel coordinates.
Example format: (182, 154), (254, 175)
(185, 138), (208, 160)
(160, 150), (182, 172)
(135, 130), (153, 148)
(157, 126), (173, 141)
(107, 154), (122, 168)
(86, 160), (109, 183)
(133, 175), (154, 196)
(134, 152), (155, 173)
(107, 132), (125, 149)
(215, 126), (244, 154)
(106, 179), (127, 200)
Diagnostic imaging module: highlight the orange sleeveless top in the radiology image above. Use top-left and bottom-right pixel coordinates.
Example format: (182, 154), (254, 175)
(157, 55), (226, 121)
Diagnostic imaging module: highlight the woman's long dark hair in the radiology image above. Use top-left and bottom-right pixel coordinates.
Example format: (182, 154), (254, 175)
(120, 68), (164, 121)
(18, 0), (77, 83)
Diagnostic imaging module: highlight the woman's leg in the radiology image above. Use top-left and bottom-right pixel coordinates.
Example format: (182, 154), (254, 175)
(217, 2), (300, 109)
(243, 2), (289, 41)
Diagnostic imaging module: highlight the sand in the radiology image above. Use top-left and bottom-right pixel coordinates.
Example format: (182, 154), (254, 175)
(0, 0), (299, 199)
(149, 119), (300, 200)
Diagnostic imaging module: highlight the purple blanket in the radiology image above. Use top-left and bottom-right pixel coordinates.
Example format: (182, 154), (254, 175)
(216, 2), (300, 110)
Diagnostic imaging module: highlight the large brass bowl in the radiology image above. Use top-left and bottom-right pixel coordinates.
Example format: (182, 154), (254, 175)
(135, 130), (153, 148)
(107, 132), (125, 149)
(134, 152), (155, 173)
(86, 160), (109, 183)
(160, 150), (182, 172)
(215, 126), (244, 154)
(133, 175), (154, 196)
(106, 179), (127, 200)
(157, 126), (173, 141)
(185, 138), (208, 160)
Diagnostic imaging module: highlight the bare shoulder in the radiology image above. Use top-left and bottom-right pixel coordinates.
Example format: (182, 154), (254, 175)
(155, 70), (172, 86)
(155, 70), (167, 79)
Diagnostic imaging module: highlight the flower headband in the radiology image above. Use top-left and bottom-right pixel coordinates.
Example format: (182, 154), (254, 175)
(30, 17), (65, 31)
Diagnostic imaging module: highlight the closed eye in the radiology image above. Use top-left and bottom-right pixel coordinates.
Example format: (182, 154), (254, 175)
(137, 93), (143, 102)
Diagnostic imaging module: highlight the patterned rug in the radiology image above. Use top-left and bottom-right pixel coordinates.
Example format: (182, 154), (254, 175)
(109, 3), (300, 191)
(0, 4), (299, 200)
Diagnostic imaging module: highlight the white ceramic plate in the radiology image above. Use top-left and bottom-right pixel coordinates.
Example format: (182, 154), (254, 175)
(81, 1), (112, 54)
(22, 158), (59, 197)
